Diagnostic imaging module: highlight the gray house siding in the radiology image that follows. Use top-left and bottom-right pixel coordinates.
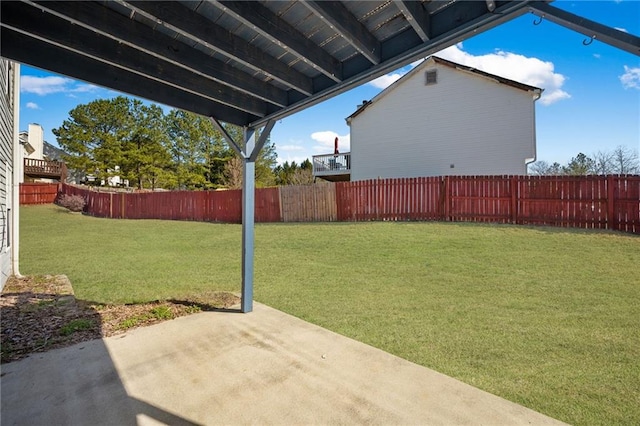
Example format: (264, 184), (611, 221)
(350, 58), (538, 181)
(0, 59), (16, 288)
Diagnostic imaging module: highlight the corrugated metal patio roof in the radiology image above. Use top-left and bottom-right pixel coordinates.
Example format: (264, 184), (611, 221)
(1, 1), (637, 128)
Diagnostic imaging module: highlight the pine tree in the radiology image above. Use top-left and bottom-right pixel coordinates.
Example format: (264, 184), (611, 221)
(121, 102), (172, 189)
(166, 110), (212, 189)
(54, 96), (131, 181)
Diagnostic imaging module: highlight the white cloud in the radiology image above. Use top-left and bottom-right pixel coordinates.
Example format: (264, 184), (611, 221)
(435, 44), (570, 106)
(311, 130), (350, 152)
(593, 53), (601, 59)
(72, 83), (100, 93)
(614, 27), (628, 33)
(368, 57), (426, 90)
(26, 102), (40, 110)
(369, 72), (405, 89)
(365, 44), (569, 106)
(620, 65), (640, 90)
(21, 76), (73, 95)
(21, 75), (100, 96)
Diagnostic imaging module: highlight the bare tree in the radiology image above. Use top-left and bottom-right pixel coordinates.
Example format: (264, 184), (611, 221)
(221, 155), (243, 189)
(528, 160), (563, 176)
(289, 168), (313, 185)
(611, 145), (640, 174)
(591, 150), (614, 175)
(531, 146), (639, 177)
(528, 160), (548, 175)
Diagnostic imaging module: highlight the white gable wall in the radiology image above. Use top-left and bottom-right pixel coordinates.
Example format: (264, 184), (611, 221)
(350, 61), (536, 181)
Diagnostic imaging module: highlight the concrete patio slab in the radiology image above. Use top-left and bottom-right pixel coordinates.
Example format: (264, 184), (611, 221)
(1, 302), (566, 425)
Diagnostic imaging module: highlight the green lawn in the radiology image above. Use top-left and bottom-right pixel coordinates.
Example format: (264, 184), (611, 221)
(20, 204), (640, 425)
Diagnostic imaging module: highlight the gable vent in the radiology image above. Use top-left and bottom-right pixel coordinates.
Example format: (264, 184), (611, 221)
(425, 69), (437, 85)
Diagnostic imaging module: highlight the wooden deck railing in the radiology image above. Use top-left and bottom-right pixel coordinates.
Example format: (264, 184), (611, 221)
(24, 158), (67, 180)
(312, 153), (351, 177)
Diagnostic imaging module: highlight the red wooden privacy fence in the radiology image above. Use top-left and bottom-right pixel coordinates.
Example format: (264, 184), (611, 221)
(60, 184), (281, 223)
(335, 175), (640, 233)
(19, 183), (59, 204)
(34, 175), (640, 234)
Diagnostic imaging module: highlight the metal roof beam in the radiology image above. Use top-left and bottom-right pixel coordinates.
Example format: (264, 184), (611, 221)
(428, 0), (511, 41)
(1, 28), (256, 126)
(125, 0), (314, 96)
(249, 120), (275, 162)
(1, 1), (269, 117)
(209, 117), (274, 162)
(29, 0), (288, 108)
(213, 1), (343, 83)
(529, 2), (640, 57)
(250, 1), (532, 127)
(302, 1), (381, 65)
(393, 0), (431, 42)
(210, 118), (245, 158)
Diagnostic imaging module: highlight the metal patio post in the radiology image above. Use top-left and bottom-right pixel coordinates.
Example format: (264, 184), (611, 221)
(210, 118), (275, 313)
(241, 128), (256, 313)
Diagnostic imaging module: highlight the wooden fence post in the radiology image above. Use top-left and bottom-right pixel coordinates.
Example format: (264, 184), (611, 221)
(277, 186), (283, 222)
(443, 176), (450, 221)
(377, 178), (382, 221)
(511, 176), (518, 225)
(607, 175), (616, 231)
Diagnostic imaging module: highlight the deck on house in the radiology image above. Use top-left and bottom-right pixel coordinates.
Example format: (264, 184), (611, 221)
(24, 158), (67, 180)
(312, 153), (351, 182)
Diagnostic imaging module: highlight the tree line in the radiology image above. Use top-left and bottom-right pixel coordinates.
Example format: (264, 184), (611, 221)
(54, 96), (313, 190)
(529, 147), (639, 176)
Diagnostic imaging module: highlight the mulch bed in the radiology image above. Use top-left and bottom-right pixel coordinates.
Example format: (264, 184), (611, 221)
(1, 275), (240, 363)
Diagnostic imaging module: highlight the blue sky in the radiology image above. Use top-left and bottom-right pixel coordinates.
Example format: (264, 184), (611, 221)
(18, 1), (639, 168)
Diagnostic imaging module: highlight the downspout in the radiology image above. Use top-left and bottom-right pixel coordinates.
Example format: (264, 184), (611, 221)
(11, 62), (22, 278)
(525, 89), (543, 173)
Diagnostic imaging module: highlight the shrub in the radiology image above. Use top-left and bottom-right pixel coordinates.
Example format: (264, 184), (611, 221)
(57, 194), (86, 212)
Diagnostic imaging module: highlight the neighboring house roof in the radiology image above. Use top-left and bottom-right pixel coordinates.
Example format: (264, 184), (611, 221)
(19, 127), (68, 161)
(43, 141), (67, 161)
(18, 131), (35, 155)
(346, 56), (543, 123)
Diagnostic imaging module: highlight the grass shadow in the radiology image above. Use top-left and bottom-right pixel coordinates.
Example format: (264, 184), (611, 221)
(168, 298), (243, 314)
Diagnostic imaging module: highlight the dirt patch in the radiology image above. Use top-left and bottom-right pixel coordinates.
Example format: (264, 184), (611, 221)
(1, 275), (240, 363)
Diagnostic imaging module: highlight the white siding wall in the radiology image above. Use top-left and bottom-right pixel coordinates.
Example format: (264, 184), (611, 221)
(351, 61), (536, 181)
